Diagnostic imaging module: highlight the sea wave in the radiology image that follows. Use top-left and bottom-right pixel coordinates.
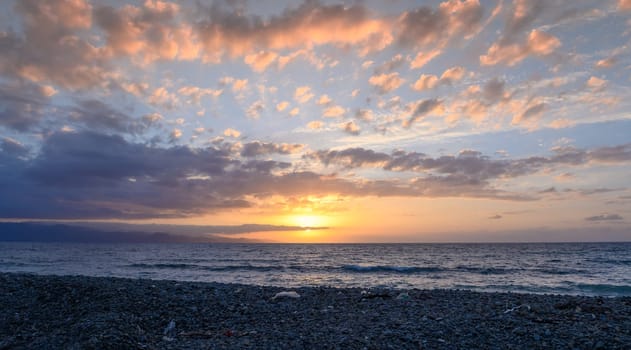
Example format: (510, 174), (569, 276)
(572, 283), (631, 296)
(125, 263), (306, 272)
(341, 264), (441, 273)
(453, 266), (519, 275)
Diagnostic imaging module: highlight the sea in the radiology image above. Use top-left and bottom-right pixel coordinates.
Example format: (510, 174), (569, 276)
(1, 242), (630, 297)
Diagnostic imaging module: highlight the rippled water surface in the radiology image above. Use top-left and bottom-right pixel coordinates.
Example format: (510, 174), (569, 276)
(1, 242), (630, 296)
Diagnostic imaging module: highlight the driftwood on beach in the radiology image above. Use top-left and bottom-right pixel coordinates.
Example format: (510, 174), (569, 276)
(1, 273), (630, 349)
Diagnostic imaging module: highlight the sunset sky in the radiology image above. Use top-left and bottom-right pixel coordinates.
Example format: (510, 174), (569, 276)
(0, 0), (630, 242)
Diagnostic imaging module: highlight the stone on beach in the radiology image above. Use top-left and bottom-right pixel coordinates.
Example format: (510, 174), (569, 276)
(272, 291), (301, 300)
(1, 273), (630, 349)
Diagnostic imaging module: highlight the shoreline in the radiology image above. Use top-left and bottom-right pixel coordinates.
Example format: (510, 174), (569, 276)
(1, 273), (630, 349)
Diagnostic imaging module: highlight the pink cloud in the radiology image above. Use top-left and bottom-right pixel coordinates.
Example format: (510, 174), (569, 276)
(480, 30), (561, 66)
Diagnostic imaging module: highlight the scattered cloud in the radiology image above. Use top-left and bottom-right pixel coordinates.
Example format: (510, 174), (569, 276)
(481, 29), (561, 66)
(317, 95), (332, 106)
(342, 121), (360, 135)
(276, 101), (289, 112)
(223, 128), (241, 138)
(403, 99), (443, 128)
(307, 121), (323, 130)
(246, 100), (265, 119)
(369, 72), (404, 94)
(323, 106), (346, 118)
(410, 49), (441, 69)
(294, 86), (315, 104)
(586, 76), (607, 91)
(244, 51), (278, 72)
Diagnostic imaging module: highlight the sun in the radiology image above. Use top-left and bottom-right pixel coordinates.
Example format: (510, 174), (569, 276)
(292, 215), (327, 229)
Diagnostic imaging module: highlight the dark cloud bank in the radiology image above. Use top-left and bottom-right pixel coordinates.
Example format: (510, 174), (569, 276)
(1, 129), (630, 220)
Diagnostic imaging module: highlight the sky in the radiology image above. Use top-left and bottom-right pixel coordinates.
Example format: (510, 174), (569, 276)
(0, 0), (630, 243)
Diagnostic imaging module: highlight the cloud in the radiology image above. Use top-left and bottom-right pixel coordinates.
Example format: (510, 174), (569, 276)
(512, 101), (546, 125)
(7, 132), (630, 219)
(223, 128), (241, 138)
(293, 86), (314, 104)
(410, 49), (441, 69)
(232, 79), (248, 92)
(373, 54), (406, 74)
(278, 49), (329, 70)
(309, 143), (631, 185)
(246, 100), (265, 119)
(240, 141), (303, 157)
(0, 0), (112, 90)
(170, 128), (182, 141)
(317, 95), (332, 106)
(148, 87), (179, 109)
(587, 144), (631, 163)
(0, 131), (496, 219)
(585, 214), (624, 221)
(403, 99), (443, 128)
(307, 121), (323, 130)
(595, 57), (617, 68)
(276, 101), (289, 112)
(94, 1), (199, 63)
(244, 51), (278, 72)
(369, 72), (404, 94)
(440, 66), (466, 83)
(178, 86), (222, 105)
(482, 78), (509, 103)
(323, 106), (345, 118)
(501, 0), (546, 43)
(411, 74), (439, 91)
(480, 29), (561, 66)
(411, 66), (466, 91)
(194, 2), (392, 57)
(396, 0), (484, 48)
(618, 0), (631, 11)
(1, 137), (30, 158)
(69, 99), (157, 135)
(488, 214), (502, 220)
(289, 108), (300, 117)
(586, 76), (607, 91)
(342, 121), (360, 135)
(0, 81), (52, 131)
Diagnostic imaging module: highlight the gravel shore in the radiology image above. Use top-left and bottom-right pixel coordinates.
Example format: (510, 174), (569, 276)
(1, 273), (629, 349)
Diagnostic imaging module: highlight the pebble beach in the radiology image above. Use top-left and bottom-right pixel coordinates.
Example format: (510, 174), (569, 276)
(1, 273), (630, 349)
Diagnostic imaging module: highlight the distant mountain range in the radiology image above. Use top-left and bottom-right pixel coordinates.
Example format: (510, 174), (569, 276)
(0, 222), (298, 243)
